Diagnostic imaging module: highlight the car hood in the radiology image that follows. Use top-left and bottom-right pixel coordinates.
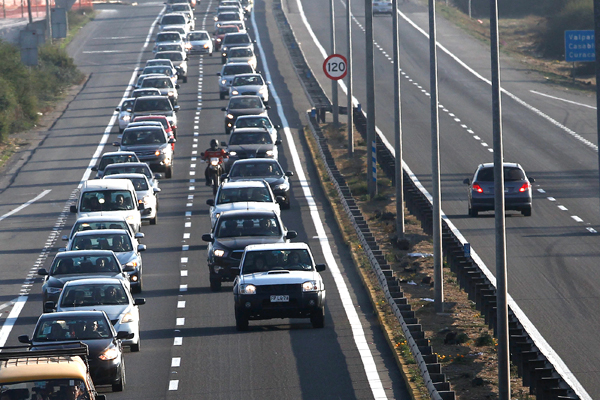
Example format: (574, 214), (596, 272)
(230, 176), (285, 186)
(228, 108), (267, 117)
(57, 305), (130, 321)
(215, 236), (285, 250)
(47, 274), (125, 287)
(240, 270), (319, 285)
(31, 339), (113, 358)
(115, 251), (137, 266)
(120, 143), (168, 153)
(132, 110), (175, 118)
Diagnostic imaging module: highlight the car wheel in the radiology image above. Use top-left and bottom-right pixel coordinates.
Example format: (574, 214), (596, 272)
(310, 307), (325, 329)
(522, 206), (532, 217)
(183, 76), (188, 83)
(468, 206), (478, 217)
(235, 307), (249, 331)
(220, 92), (226, 100)
(165, 165), (173, 179)
(112, 361), (125, 392)
(131, 339), (140, 353)
(210, 276), (222, 292)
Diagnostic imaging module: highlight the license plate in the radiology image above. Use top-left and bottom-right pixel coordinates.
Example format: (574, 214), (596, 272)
(270, 295), (289, 302)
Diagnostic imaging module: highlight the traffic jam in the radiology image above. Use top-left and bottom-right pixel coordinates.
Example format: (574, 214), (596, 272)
(0, 0), (329, 397)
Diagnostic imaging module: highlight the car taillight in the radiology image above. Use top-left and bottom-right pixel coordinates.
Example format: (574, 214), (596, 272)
(472, 184), (484, 193)
(519, 182), (531, 192)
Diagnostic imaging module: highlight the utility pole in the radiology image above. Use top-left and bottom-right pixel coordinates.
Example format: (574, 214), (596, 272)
(428, 0), (443, 312)
(330, 0), (338, 125)
(46, 0), (52, 43)
(346, 0), (354, 156)
(490, 0), (510, 398)
(594, 0), (600, 219)
(392, 0), (404, 237)
(365, 0), (377, 198)
(26, 0), (32, 23)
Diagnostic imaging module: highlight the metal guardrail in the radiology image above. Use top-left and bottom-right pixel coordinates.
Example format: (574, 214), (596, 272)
(273, 0), (581, 398)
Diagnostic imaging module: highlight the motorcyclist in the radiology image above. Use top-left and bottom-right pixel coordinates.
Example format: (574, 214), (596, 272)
(202, 139), (229, 186)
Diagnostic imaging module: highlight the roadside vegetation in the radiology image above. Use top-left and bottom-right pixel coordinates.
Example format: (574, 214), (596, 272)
(0, 7), (93, 143)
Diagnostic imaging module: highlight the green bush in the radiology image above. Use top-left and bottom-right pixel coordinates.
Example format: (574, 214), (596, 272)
(539, 0), (593, 58)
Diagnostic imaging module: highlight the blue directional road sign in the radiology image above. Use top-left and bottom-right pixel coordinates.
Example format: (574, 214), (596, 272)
(564, 30), (595, 62)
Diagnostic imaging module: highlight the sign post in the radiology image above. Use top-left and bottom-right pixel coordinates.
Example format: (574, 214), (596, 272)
(323, 54), (347, 81)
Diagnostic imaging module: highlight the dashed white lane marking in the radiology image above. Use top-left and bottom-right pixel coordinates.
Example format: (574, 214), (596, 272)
(182, 245), (189, 251)
(183, 233), (190, 239)
(171, 357), (181, 367)
(548, 197), (556, 202)
(177, 301), (186, 308)
(0, 190), (51, 222)
(181, 257), (188, 263)
(186, 211), (192, 217)
(558, 205), (568, 211)
(530, 90), (596, 110)
(185, 222), (191, 227)
(174, 337), (183, 346)
(83, 50), (124, 53)
(181, 270), (188, 277)
(189, 186), (195, 191)
(179, 285), (188, 292)
(587, 227), (597, 233)
(176, 318), (185, 326)
(169, 380), (179, 390)
(572, 216), (584, 223)
(537, 188), (546, 193)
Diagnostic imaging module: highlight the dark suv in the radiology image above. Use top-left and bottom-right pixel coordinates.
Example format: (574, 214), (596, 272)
(201, 210), (297, 291)
(114, 125), (175, 178)
(222, 95), (269, 134)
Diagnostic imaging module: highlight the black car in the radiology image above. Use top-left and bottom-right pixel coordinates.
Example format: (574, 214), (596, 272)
(114, 125), (176, 178)
(225, 159), (293, 209)
(224, 128), (280, 169)
(90, 151), (140, 179)
(18, 310), (131, 392)
(39, 250), (131, 307)
(201, 210), (297, 291)
(222, 95), (270, 134)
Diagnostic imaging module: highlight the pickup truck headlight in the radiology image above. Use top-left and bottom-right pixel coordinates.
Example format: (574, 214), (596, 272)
(302, 280), (320, 292)
(213, 249), (225, 257)
(239, 284), (256, 294)
(126, 215), (135, 222)
(204, 43), (210, 48)
(265, 150), (274, 157)
(155, 148), (167, 156)
(125, 261), (138, 269)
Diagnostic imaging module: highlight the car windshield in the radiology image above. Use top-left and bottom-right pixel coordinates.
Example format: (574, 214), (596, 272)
(133, 98), (173, 112)
(223, 65), (253, 76)
(215, 216), (281, 238)
(49, 254), (121, 275)
(229, 48), (253, 58)
(71, 220), (129, 237)
(188, 32), (209, 40)
(147, 60), (171, 67)
(33, 316), (112, 341)
(171, 4), (190, 11)
(217, 26), (239, 34)
(224, 34), (250, 45)
(98, 154), (138, 170)
(60, 283), (129, 307)
(228, 97), (262, 109)
(232, 76), (262, 86)
(157, 32), (180, 41)
(476, 167), (525, 182)
(229, 161), (283, 177)
(72, 233), (133, 252)
(104, 165), (152, 179)
(122, 128), (166, 145)
(235, 117), (272, 129)
(0, 379), (90, 399)
(229, 131), (272, 145)
(161, 15), (186, 25)
(79, 190), (136, 212)
(156, 52), (184, 61)
(142, 78), (173, 89)
(130, 177), (149, 191)
(217, 186), (272, 204)
(242, 249), (313, 273)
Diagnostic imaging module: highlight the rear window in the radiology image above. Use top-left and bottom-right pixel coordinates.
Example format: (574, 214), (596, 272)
(157, 32), (181, 42)
(161, 15), (186, 25)
(476, 167), (525, 182)
(133, 98), (173, 112)
(223, 65), (253, 75)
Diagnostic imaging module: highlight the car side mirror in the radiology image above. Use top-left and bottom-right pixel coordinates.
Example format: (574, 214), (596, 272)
(44, 301), (56, 313)
(137, 244), (147, 252)
(18, 335), (30, 344)
(37, 268), (48, 276)
(138, 203), (145, 210)
(112, 141), (120, 147)
(220, 173), (228, 181)
(275, 125), (281, 129)
(91, 166), (98, 171)
(115, 107), (121, 111)
(134, 298), (146, 306)
(153, 187), (162, 193)
(58, 247), (66, 252)
(221, 141), (227, 146)
(267, 81), (271, 85)
(116, 331), (135, 340)
(275, 139), (282, 145)
(174, 105), (181, 112)
(285, 171), (294, 177)
(221, 107), (227, 111)
(96, 395), (107, 400)
(463, 178), (470, 185)
(315, 263), (326, 272)
(135, 232), (145, 239)
(285, 230), (297, 240)
(275, 196), (285, 203)
(265, 105), (271, 109)
(217, 72), (221, 76)
(125, 108), (133, 112)
(206, 199), (215, 206)
(70, 205), (77, 213)
(201, 233), (214, 242)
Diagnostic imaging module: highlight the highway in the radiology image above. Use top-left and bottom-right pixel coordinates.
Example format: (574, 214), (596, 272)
(287, 0), (599, 397)
(0, 0), (412, 398)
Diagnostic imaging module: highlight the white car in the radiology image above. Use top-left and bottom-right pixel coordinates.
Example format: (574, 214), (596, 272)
(159, 13), (190, 34)
(62, 215), (144, 243)
(231, 115), (280, 143)
(186, 30), (213, 55)
(229, 73), (269, 104)
(217, 62), (255, 99)
(168, 3), (195, 30)
(54, 278), (145, 352)
(226, 45), (257, 70)
(115, 98), (135, 133)
(372, 0), (393, 15)
(233, 242), (327, 330)
(153, 31), (184, 54)
(104, 173), (160, 225)
(206, 180), (281, 227)
(214, 11), (245, 32)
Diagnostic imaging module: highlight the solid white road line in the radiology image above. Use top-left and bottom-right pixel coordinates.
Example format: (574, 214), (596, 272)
(252, 8), (388, 400)
(530, 90), (596, 110)
(0, 190), (51, 222)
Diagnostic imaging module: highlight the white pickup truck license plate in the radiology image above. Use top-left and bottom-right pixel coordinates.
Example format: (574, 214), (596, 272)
(270, 295), (289, 302)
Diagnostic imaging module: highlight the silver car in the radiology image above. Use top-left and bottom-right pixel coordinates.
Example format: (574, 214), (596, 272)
(463, 162), (534, 217)
(153, 31), (184, 54)
(116, 98), (135, 133)
(372, 0), (393, 15)
(159, 13), (190, 34)
(186, 30), (213, 55)
(104, 173), (161, 225)
(140, 75), (180, 105)
(91, 151), (140, 179)
(229, 73), (269, 104)
(155, 51), (188, 83)
(217, 62), (255, 99)
(214, 11), (245, 32)
(226, 45), (257, 70)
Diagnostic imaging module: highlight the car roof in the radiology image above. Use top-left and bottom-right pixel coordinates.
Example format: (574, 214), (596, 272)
(104, 173), (149, 181)
(134, 115), (168, 120)
(219, 209), (278, 218)
(231, 158), (279, 165)
(54, 250), (116, 258)
(126, 121), (163, 126)
(245, 242), (311, 252)
(72, 229), (129, 237)
(231, 73), (261, 79)
(101, 151), (138, 157)
(156, 51), (185, 56)
(230, 127), (269, 134)
(72, 215), (128, 223)
(220, 180), (268, 189)
(222, 62), (254, 69)
(62, 277), (127, 287)
(104, 162), (151, 170)
(120, 97), (135, 104)
(123, 124), (165, 131)
(39, 310), (108, 320)
(479, 162), (520, 169)
(81, 179), (135, 191)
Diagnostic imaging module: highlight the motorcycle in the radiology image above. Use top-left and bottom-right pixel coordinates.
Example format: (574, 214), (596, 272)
(208, 157), (224, 195)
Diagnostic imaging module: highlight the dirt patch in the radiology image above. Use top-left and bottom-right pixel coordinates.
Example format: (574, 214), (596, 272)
(305, 123), (536, 400)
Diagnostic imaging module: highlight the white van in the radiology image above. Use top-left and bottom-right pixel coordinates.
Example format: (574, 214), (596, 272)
(70, 179), (143, 233)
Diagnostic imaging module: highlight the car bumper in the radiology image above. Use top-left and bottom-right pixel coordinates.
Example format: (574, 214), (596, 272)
(209, 258), (242, 281)
(235, 290), (325, 320)
(470, 196), (532, 211)
(373, 6), (392, 13)
(137, 155), (172, 171)
(89, 357), (122, 385)
(189, 45), (212, 54)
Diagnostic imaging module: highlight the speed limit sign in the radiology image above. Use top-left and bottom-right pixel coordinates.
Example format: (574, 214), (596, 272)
(323, 54), (348, 80)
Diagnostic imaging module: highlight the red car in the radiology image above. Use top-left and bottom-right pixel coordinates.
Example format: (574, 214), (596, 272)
(133, 115), (176, 151)
(213, 25), (240, 51)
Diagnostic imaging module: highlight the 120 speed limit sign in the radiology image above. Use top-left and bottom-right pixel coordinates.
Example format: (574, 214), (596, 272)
(323, 54), (347, 80)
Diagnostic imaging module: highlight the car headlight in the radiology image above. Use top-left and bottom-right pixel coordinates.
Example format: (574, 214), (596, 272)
(126, 215), (135, 222)
(46, 287), (63, 294)
(121, 115), (131, 121)
(275, 182), (289, 191)
(155, 148), (167, 156)
(204, 43), (209, 48)
(213, 249), (225, 257)
(214, 16), (218, 21)
(228, 151), (237, 156)
(121, 312), (135, 323)
(226, 114), (234, 119)
(239, 284), (256, 294)
(302, 280), (320, 292)
(125, 261), (138, 269)
(168, 91), (175, 96)
(231, 90), (239, 95)
(216, 38), (222, 42)
(265, 150), (274, 157)
(99, 347), (120, 361)
(222, 52), (227, 57)
(221, 79), (227, 85)
(185, 43), (192, 49)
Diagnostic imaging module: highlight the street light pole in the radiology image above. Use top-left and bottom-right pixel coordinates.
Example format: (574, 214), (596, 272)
(392, 0), (404, 238)
(346, 0), (354, 156)
(594, 0), (600, 219)
(330, 0), (339, 125)
(365, 0), (377, 198)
